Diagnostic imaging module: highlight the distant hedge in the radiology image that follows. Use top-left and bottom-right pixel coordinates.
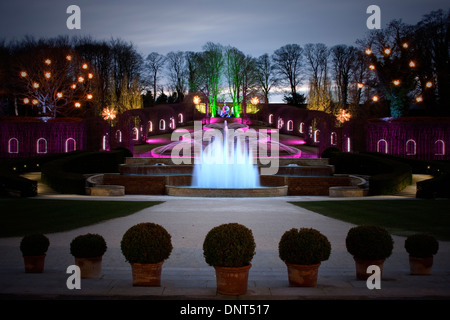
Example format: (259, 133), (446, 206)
(0, 152), (84, 197)
(41, 148), (132, 195)
(328, 151), (412, 195)
(362, 152), (450, 199)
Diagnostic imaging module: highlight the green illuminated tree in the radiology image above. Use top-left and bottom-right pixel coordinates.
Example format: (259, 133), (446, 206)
(202, 42), (224, 117)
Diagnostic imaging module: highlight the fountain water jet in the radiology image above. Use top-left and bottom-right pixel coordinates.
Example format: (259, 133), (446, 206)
(191, 121), (260, 188)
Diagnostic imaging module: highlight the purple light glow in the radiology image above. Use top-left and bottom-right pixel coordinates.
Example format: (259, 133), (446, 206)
(146, 137), (172, 144)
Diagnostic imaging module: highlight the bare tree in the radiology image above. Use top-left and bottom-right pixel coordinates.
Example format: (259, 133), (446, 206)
(166, 51), (187, 102)
(14, 38), (94, 118)
(255, 53), (278, 103)
(330, 44), (358, 109)
(304, 43), (332, 112)
(272, 44), (304, 105)
(145, 52), (166, 101)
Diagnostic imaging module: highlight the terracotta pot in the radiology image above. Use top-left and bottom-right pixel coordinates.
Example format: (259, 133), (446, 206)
(409, 256), (433, 275)
(214, 264), (251, 295)
(130, 261), (164, 286)
(286, 262), (321, 287)
(23, 254), (46, 273)
(353, 257), (385, 280)
(75, 256), (103, 279)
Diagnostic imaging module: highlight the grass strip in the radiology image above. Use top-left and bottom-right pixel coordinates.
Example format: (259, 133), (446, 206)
(0, 198), (163, 237)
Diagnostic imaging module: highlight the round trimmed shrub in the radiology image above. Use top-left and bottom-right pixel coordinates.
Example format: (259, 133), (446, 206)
(345, 225), (393, 260)
(121, 222), (173, 264)
(279, 228), (331, 265)
(405, 234), (439, 258)
(20, 233), (50, 256)
(203, 223), (256, 267)
(70, 233), (107, 258)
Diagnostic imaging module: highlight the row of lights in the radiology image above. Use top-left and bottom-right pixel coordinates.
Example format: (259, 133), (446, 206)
(365, 43), (434, 103)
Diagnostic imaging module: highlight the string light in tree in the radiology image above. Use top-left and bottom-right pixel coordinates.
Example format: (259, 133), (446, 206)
(19, 51), (95, 117)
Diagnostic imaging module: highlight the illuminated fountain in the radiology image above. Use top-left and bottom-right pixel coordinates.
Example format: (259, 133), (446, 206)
(191, 121), (260, 189)
(101, 120), (364, 197)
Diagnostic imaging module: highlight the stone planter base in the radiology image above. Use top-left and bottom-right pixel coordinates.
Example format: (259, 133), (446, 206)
(409, 256), (433, 275)
(353, 257), (385, 280)
(214, 264), (251, 295)
(130, 261), (164, 286)
(286, 262), (320, 287)
(23, 254), (46, 273)
(75, 256), (103, 279)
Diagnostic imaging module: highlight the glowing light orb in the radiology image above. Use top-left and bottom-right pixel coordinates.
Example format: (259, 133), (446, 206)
(33, 82), (40, 89)
(20, 71), (27, 77)
(384, 48), (391, 55)
(251, 97), (259, 105)
(336, 109), (351, 123)
(393, 80), (400, 86)
(56, 92), (63, 98)
(372, 95), (379, 102)
(23, 98), (30, 104)
(193, 96), (201, 104)
(409, 61), (416, 67)
(416, 96), (423, 102)
(74, 102), (81, 108)
(369, 64), (375, 70)
(426, 81), (433, 88)
(44, 72), (51, 79)
(365, 49), (372, 55)
(102, 107), (117, 120)
(357, 83), (364, 89)
(44, 59), (51, 65)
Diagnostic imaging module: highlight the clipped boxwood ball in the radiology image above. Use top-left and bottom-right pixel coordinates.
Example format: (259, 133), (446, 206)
(279, 228), (331, 265)
(203, 223), (255, 268)
(346, 225), (393, 260)
(121, 222), (173, 264)
(70, 233), (107, 258)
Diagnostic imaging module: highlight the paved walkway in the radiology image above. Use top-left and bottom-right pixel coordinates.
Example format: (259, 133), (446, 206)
(1, 186), (449, 300)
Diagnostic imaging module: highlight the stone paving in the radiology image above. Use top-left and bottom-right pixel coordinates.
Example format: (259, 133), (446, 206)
(1, 190), (449, 300)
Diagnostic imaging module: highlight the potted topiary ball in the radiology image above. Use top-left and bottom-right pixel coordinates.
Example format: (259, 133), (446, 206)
(120, 222), (173, 286)
(278, 228), (331, 287)
(20, 233), (50, 273)
(345, 225), (394, 280)
(404, 233), (439, 275)
(70, 233), (107, 279)
(203, 223), (256, 295)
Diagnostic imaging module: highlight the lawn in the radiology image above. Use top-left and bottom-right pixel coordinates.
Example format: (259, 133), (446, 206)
(290, 199), (450, 241)
(0, 198), (163, 237)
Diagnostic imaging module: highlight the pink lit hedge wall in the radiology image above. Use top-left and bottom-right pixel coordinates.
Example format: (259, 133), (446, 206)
(0, 117), (86, 158)
(365, 117), (450, 161)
